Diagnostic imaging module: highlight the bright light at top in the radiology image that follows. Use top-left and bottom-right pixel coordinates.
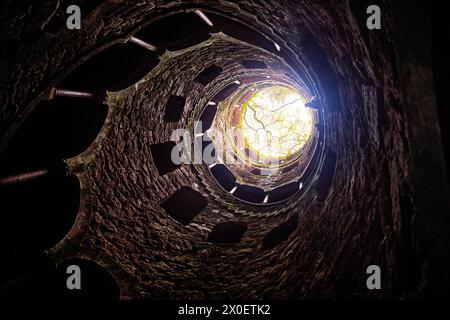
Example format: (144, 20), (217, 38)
(238, 85), (314, 161)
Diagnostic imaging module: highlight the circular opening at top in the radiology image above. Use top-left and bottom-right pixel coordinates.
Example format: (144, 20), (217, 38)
(236, 85), (314, 166)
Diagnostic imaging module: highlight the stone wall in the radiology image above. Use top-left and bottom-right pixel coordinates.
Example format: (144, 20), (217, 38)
(1, 0), (449, 299)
